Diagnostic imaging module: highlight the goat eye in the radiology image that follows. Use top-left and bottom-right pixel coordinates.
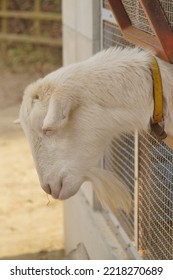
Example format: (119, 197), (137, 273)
(42, 127), (54, 136)
(31, 94), (39, 107)
(33, 94), (39, 100)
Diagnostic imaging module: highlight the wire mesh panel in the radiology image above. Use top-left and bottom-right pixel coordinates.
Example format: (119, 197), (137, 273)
(122, 0), (154, 35)
(138, 132), (173, 259)
(122, 0), (173, 34)
(102, 19), (135, 241)
(103, 21), (134, 48)
(158, 0), (173, 30)
(103, 0), (173, 33)
(101, 0), (173, 259)
(104, 135), (135, 241)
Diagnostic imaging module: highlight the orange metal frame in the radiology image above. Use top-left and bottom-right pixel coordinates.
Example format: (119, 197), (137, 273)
(108, 0), (173, 63)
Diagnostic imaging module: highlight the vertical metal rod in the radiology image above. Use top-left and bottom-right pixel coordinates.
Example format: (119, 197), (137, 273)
(134, 130), (139, 249)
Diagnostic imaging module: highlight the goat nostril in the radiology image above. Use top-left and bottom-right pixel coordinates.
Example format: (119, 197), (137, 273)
(45, 184), (51, 195)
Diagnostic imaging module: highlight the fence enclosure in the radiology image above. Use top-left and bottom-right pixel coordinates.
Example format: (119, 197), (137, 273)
(102, 0), (173, 260)
(0, 0), (62, 47)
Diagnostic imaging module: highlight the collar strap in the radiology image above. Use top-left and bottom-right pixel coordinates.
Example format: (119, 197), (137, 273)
(151, 57), (163, 124)
(150, 57), (167, 140)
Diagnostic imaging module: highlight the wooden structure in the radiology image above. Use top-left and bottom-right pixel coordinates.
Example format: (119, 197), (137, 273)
(0, 0), (62, 47)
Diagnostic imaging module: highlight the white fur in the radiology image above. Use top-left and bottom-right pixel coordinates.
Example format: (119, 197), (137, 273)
(19, 47), (173, 213)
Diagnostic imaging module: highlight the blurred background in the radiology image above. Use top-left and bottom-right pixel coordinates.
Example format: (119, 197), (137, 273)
(0, 0), (64, 259)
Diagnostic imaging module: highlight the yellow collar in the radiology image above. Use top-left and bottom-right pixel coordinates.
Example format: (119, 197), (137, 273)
(150, 57), (167, 140)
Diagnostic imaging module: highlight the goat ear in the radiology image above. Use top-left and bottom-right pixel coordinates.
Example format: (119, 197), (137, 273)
(42, 94), (78, 133)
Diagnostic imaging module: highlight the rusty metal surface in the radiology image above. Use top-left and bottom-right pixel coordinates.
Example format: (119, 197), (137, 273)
(108, 0), (131, 29)
(108, 0), (173, 63)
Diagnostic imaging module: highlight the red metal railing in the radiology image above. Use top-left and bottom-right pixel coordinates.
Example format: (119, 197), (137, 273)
(108, 0), (173, 63)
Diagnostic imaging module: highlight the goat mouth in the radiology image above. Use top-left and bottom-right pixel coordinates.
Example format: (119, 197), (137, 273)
(44, 180), (81, 200)
(58, 181), (82, 200)
(43, 184), (52, 195)
(51, 182), (63, 199)
(43, 184), (61, 199)
(51, 192), (60, 199)
(42, 183), (63, 199)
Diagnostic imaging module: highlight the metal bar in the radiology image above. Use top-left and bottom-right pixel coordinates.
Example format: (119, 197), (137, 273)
(108, 0), (173, 63)
(124, 25), (167, 60)
(134, 130), (139, 250)
(108, 0), (131, 30)
(108, 211), (142, 259)
(107, 0), (162, 55)
(140, 0), (173, 63)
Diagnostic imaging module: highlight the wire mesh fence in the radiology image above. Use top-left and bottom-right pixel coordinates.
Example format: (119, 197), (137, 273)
(158, 0), (173, 30)
(101, 0), (173, 259)
(104, 135), (135, 241)
(122, 0), (173, 34)
(138, 132), (173, 259)
(104, 0), (173, 33)
(103, 20), (134, 48)
(122, 0), (154, 35)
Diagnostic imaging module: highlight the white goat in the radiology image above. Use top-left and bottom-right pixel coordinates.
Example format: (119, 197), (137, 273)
(19, 47), (173, 213)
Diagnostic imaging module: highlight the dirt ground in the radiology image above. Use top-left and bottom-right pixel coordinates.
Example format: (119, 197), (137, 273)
(0, 70), (64, 260)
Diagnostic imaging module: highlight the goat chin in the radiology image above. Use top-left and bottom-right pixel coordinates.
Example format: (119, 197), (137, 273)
(86, 168), (132, 215)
